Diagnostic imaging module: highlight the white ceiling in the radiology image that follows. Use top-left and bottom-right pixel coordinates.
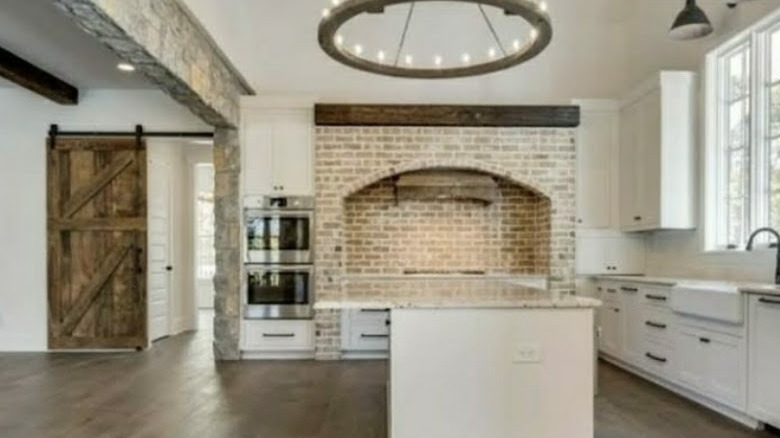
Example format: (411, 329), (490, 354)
(0, 0), (151, 90)
(181, 0), (780, 104)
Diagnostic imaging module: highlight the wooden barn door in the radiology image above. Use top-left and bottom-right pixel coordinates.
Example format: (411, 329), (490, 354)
(47, 137), (147, 350)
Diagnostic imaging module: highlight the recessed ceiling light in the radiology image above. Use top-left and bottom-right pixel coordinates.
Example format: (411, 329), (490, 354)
(117, 62), (135, 72)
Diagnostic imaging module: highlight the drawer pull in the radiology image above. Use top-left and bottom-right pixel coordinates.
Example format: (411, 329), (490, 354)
(645, 321), (667, 329)
(606, 289), (618, 294)
(759, 297), (780, 305)
(621, 287), (638, 293)
(361, 309), (390, 313)
(262, 333), (295, 338)
(645, 352), (667, 363)
(613, 308), (621, 313)
(360, 334), (389, 339)
(634, 216), (642, 221)
(699, 337), (711, 344)
(645, 294), (667, 302)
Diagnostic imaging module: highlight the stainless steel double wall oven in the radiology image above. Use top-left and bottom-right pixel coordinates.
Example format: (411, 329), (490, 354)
(244, 196), (314, 319)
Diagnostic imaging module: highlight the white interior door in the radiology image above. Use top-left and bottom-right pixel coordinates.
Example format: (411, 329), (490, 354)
(148, 158), (173, 342)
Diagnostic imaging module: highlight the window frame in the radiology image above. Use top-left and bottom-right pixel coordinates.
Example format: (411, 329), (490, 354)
(705, 9), (780, 253)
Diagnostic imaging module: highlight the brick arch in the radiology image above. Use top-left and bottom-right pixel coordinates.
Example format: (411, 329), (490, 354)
(339, 159), (550, 200)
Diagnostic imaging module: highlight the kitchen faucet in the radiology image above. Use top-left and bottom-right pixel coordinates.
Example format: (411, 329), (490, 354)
(746, 227), (780, 284)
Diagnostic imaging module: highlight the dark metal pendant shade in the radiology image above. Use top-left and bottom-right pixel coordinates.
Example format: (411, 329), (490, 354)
(669, 0), (713, 40)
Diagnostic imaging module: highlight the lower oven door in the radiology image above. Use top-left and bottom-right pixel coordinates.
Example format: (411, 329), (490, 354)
(245, 265), (313, 319)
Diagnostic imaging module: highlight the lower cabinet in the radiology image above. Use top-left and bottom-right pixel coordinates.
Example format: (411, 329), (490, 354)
(241, 319), (315, 359)
(748, 295), (780, 428)
(341, 309), (390, 359)
(595, 279), (751, 424)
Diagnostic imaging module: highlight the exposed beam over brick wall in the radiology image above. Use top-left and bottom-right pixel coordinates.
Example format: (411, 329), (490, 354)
(53, 0), (254, 127)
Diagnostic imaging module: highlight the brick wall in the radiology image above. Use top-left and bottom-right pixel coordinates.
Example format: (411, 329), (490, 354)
(344, 178), (551, 276)
(314, 127), (576, 359)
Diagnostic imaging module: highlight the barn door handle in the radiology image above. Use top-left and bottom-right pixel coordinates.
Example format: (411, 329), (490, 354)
(136, 247), (144, 274)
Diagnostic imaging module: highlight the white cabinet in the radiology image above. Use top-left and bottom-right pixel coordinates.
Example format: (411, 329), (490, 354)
(618, 71), (696, 231)
(748, 295), (780, 427)
(241, 320), (315, 359)
(597, 283), (622, 357)
(242, 104), (314, 197)
(619, 285), (644, 366)
(575, 100), (618, 229)
(341, 309), (390, 359)
(576, 234), (645, 275)
(676, 321), (746, 410)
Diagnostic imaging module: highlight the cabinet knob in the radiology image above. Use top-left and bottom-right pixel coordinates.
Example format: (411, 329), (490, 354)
(633, 216), (642, 221)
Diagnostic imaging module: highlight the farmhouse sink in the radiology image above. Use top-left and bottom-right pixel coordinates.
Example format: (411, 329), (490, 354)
(671, 281), (744, 324)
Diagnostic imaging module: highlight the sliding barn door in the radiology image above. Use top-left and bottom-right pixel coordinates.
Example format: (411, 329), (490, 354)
(47, 137), (147, 350)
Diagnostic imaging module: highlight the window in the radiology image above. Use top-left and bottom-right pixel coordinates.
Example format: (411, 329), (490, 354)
(195, 164), (215, 279)
(708, 14), (780, 251)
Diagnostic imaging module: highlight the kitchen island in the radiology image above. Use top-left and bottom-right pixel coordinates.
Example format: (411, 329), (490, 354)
(316, 278), (601, 438)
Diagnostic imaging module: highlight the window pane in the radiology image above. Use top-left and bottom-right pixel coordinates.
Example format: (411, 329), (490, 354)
(729, 99), (750, 148)
(772, 84), (780, 137)
(728, 48), (750, 100)
(772, 29), (780, 83)
(771, 138), (780, 231)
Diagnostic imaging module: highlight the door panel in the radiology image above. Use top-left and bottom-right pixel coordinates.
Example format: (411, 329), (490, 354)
(148, 158), (172, 342)
(47, 137), (147, 349)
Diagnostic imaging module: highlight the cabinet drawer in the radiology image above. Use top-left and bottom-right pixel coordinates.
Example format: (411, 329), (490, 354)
(642, 287), (670, 308)
(348, 308), (391, 324)
(347, 327), (390, 351)
(242, 320), (314, 351)
(600, 284), (621, 303)
(641, 339), (675, 378)
(642, 306), (674, 344)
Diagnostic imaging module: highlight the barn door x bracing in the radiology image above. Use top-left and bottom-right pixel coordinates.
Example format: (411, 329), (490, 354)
(47, 137), (147, 350)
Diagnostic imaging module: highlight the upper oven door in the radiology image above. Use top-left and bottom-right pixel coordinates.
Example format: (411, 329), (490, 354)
(245, 209), (313, 264)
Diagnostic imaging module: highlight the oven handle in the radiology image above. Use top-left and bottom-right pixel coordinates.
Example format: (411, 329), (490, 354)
(246, 265), (314, 274)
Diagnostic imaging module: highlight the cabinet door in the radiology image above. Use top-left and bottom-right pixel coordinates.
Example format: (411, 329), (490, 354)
(575, 236), (608, 274)
(272, 110), (314, 196)
(707, 334), (745, 409)
(609, 236), (645, 274)
(635, 90), (662, 228)
(618, 103), (639, 230)
(676, 328), (708, 391)
(748, 296), (780, 426)
(243, 114), (275, 196)
(600, 303), (622, 357)
(576, 111), (613, 229)
(620, 286), (644, 365)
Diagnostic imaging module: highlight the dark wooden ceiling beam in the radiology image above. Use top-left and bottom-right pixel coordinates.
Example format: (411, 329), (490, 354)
(315, 104), (580, 128)
(0, 46), (78, 105)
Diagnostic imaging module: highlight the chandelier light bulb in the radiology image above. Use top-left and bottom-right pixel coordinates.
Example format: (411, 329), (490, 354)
(434, 55), (443, 67)
(461, 53), (471, 64)
(377, 50), (386, 62)
(488, 47), (497, 59)
(331, 0), (340, 6)
(353, 44), (363, 55)
(322, 8), (331, 17)
(513, 39), (521, 52)
(539, 1), (547, 12)
(335, 34), (344, 46)
(530, 28), (539, 40)
(404, 54), (414, 66)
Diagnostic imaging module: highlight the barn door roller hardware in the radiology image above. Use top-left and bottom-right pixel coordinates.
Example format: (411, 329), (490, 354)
(48, 124), (214, 147)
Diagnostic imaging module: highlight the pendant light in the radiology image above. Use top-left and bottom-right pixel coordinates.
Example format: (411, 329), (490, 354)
(669, 0), (713, 40)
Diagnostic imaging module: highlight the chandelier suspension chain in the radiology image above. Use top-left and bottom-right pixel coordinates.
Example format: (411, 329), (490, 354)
(394, 2), (416, 66)
(478, 4), (507, 57)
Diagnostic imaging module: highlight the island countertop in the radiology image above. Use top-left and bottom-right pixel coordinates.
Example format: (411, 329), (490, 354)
(314, 278), (602, 310)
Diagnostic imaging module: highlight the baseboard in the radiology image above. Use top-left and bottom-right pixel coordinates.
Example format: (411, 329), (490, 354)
(341, 351), (389, 360)
(241, 350), (315, 360)
(600, 353), (761, 429)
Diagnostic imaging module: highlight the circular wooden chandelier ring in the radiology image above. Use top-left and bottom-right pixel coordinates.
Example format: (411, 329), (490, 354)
(318, 0), (552, 79)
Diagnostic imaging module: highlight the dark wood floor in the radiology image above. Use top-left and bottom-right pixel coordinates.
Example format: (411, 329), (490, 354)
(0, 313), (776, 438)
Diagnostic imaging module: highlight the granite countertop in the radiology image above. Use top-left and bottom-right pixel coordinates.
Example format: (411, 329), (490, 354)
(591, 275), (780, 297)
(314, 278), (601, 310)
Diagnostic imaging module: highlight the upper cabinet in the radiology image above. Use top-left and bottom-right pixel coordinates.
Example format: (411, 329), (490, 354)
(575, 100), (619, 230)
(242, 98), (315, 197)
(618, 71), (696, 232)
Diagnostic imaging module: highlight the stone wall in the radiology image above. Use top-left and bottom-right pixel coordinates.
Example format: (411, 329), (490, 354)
(344, 178), (551, 276)
(314, 126), (577, 359)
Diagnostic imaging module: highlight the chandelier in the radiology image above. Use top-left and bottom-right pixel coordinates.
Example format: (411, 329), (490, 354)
(317, 0), (553, 79)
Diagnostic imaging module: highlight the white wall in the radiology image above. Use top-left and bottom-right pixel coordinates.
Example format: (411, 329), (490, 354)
(0, 89), (209, 351)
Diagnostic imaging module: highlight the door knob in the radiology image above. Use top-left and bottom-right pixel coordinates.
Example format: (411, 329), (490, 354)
(166, 265), (173, 271)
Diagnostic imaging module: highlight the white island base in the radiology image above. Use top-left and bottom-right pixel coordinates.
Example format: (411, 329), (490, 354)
(316, 279), (599, 438)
